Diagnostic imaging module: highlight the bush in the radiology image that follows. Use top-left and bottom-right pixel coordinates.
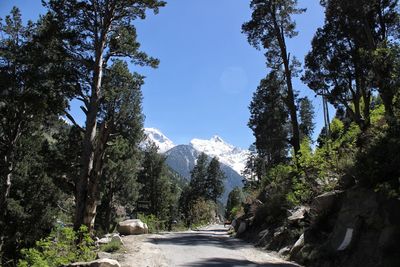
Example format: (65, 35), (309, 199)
(137, 213), (165, 233)
(18, 226), (95, 267)
(100, 240), (122, 253)
(188, 198), (217, 227)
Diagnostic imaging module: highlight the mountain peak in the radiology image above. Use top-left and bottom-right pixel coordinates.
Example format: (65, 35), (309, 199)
(143, 128), (175, 153)
(211, 135), (224, 143)
(190, 136), (249, 175)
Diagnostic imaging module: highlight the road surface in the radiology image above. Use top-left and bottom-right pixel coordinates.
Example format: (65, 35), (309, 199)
(115, 224), (299, 267)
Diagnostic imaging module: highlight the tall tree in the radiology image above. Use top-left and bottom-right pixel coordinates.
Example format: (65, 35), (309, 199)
(248, 72), (290, 169)
(205, 157), (225, 203)
(303, 0), (400, 129)
(43, 0), (166, 230)
(242, 0), (305, 155)
(0, 8), (77, 253)
(96, 60), (144, 232)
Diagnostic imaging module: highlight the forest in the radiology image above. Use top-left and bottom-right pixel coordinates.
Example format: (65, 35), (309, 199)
(1, 0), (400, 266)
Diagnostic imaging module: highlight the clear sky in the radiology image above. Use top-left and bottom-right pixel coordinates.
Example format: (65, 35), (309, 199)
(0, 0), (328, 149)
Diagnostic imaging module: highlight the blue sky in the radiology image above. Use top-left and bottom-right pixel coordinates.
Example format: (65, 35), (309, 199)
(0, 0), (328, 149)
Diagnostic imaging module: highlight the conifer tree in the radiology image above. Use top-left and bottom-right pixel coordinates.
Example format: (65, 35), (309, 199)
(189, 153), (209, 200)
(0, 8), (78, 254)
(243, 0), (305, 155)
(248, 72), (289, 169)
(43, 0), (166, 230)
(205, 157), (225, 203)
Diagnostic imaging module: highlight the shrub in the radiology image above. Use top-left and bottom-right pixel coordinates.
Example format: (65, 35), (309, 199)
(137, 213), (164, 233)
(100, 239), (122, 253)
(18, 226), (95, 267)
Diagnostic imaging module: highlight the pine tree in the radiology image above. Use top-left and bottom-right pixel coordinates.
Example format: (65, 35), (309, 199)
(248, 72), (290, 169)
(43, 0), (166, 230)
(0, 8), (77, 255)
(205, 157), (225, 203)
(243, 0), (305, 155)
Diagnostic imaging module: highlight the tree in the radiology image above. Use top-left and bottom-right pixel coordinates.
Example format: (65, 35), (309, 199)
(242, 0), (305, 155)
(43, 0), (166, 230)
(95, 60), (144, 232)
(205, 157), (225, 203)
(303, 0), (400, 129)
(248, 72), (290, 169)
(189, 153), (209, 200)
(0, 8), (77, 254)
(298, 97), (315, 140)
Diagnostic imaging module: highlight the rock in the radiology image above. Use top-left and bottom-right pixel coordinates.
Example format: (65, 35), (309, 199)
(311, 190), (344, 214)
(378, 226), (400, 252)
(96, 252), (112, 259)
(288, 206), (310, 221)
(290, 233), (305, 257)
(97, 237), (111, 245)
(231, 219), (237, 229)
(69, 258), (120, 267)
(278, 246), (291, 257)
(117, 219), (148, 235)
(237, 221), (247, 235)
(111, 234), (124, 246)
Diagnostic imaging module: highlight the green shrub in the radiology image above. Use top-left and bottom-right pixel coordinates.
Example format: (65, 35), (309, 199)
(100, 239), (122, 253)
(188, 198), (216, 227)
(138, 213), (165, 233)
(18, 226), (95, 267)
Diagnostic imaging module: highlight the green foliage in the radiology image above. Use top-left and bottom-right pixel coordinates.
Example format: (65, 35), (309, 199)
(100, 240), (122, 253)
(248, 72), (290, 171)
(188, 198), (217, 227)
(138, 213), (163, 233)
(225, 187), (244, 220)
(205, 157), (226, 202)
(18, 226), (95, 267)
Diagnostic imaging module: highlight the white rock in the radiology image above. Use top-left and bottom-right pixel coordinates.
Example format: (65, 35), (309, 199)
(117, 219), (148, 235)
(69, 258), (120, 267)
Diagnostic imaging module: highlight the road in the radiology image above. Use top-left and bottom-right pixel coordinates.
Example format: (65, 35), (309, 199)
(115, 224), (299, 267)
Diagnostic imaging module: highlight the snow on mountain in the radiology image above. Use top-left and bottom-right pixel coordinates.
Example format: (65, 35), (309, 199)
(190, 135), (249, 175)
(143, 128), (175, 153)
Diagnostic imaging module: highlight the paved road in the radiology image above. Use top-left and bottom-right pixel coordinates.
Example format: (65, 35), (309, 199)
(117, 224), (299, 267)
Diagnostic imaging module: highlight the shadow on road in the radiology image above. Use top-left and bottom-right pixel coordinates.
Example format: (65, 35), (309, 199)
(186, 257), (299, 267)
(147, 232), (248, 249)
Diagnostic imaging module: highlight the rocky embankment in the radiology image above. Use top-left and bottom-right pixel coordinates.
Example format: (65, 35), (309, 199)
(233, 187), (400, 267)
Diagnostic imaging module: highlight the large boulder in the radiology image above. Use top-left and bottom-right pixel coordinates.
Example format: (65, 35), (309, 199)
(69, 259), (120, 267)
(288, 206), (310, 222)
(117, 219), (148, 235)
(311, 190), (344, 214)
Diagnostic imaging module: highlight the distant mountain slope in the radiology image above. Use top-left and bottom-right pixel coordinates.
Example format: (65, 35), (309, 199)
(165, 144), (244, 203)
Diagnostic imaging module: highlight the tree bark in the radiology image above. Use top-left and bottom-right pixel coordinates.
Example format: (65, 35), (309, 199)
(0, 155), (12, 254)
(74, 35), (106, 231)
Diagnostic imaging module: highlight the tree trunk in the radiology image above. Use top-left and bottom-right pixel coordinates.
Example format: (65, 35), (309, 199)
(0, 155), (12, 254)
(272, 16), (300, 155)
(74, 39), (106, 231)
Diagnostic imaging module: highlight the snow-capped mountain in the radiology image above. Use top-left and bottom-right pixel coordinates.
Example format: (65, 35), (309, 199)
(165, 145), (244, 202)
(143, 128), (175, 153)
(190, 136), (249, 175)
